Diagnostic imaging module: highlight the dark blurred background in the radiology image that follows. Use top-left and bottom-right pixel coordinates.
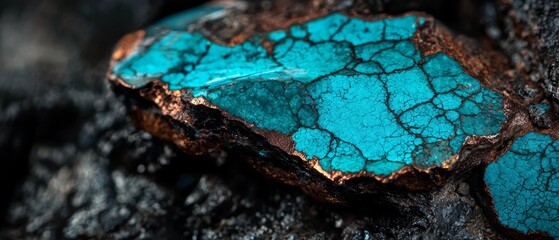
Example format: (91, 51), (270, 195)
(0, 0), (208, 97)
(0, 0), (210, 237)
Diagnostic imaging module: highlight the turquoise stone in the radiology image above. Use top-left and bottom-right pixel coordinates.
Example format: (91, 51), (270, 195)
(484, 132), (559, 238)
(112, 9), (506, 175)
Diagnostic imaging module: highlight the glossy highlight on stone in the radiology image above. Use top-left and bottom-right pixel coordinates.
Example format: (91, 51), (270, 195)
(484, 132), (559, 239)
(111, 9), (506, 177)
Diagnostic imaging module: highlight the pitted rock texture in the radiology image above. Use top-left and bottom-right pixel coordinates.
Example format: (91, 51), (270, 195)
(495, 0), (559, 101)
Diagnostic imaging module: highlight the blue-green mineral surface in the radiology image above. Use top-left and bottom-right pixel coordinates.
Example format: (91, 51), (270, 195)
(112, 10), (506, 176)
(485, 132), (559, 238)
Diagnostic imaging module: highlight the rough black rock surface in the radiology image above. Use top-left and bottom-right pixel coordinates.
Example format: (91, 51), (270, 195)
(0, 0), (556, 239)
(494, 0), (559, 101)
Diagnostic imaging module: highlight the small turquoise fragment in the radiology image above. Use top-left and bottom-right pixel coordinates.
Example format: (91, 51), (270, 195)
(485, 132), (559, 239)
(268, 30), (287, 41)
(290, 25), (307, 38)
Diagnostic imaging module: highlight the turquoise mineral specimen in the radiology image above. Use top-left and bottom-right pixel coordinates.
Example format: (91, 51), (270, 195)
(484, 132), (559, 238)
(112, 9), (506, 177)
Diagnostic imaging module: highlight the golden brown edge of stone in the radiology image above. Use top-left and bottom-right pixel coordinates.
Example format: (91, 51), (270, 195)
(473, 109), (559, 240)
(105, 11), (526, 193)
(107, 74), (465, 193)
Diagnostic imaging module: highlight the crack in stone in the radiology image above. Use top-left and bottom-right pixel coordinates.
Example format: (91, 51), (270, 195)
(112, 11), (506, 176)
(485, 132), (559, 239)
